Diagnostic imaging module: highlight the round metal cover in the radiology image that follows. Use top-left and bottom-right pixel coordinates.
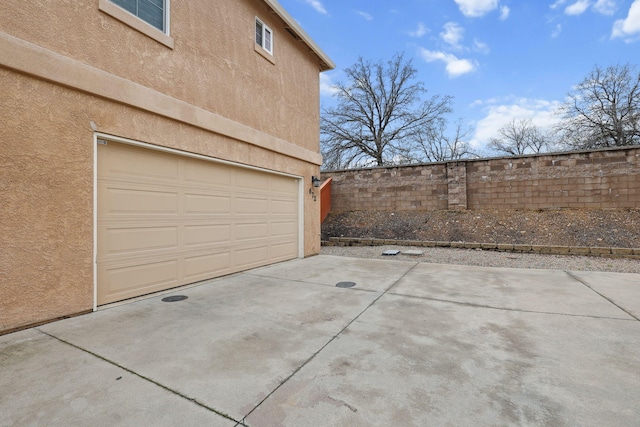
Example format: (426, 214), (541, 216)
(336, 281), (356, 288)
(162, 295), (188, 302)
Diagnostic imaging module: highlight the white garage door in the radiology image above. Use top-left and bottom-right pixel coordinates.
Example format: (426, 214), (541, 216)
(97, 141), (299, 305)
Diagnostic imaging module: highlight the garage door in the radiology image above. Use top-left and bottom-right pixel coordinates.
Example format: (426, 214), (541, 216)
(97, 141), (299, 305)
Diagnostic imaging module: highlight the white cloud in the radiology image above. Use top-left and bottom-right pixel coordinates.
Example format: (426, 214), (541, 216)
(565, 0), (591, 15)
(440, 22), (465, 48)
(305, 0), (328, 15)
(419, 48), (477, 78)
(499, 5), (510, 20)
(453, 0), (499, 17)
(408, 22), (429, 38)
(612, 0), (640, 41)
(551, 23), (563, 37)
(469, 97), (561, 149)
(552, 0), (615, 15)
(320, 73), (339, 97)
(473, 38), (490, 53)
(594, 0), (616, 15)
(355, 10), (373, 21)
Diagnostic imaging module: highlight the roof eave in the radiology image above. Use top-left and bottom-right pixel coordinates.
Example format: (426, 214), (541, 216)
(263, 0), (335, 72)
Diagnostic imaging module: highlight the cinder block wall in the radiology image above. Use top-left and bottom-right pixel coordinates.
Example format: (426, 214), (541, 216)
(322, 164), (449, 212)
(322, 146), (640, 212)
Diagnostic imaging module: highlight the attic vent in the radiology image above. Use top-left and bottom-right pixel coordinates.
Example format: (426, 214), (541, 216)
(285, 27), (302, 40)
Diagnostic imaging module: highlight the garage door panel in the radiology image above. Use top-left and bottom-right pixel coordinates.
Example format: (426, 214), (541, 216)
(270, 175), (298, 193)
(184, 252), (230, 280)
(100, 144), (180, 182)
(236, 197), (269, 214)
(235, 245), (270, 269)
(103, 186), (179, 215)
(236, 169), (269, 190)
(98, 142), (299, 305)
(184, 224), (232, 246)
(272, 221), (297, 237)
(236, 222), (269, 240)
(271, 198), (297, 215)
(99, 260), (179, 303)
(184, 161), (231, 186)
(100, 226), (179, 255)
(271, 241), (298, 260)
(184, 193), (231, 214)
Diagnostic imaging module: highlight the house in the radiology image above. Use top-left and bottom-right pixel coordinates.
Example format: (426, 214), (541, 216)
(0, 0), (334, 333)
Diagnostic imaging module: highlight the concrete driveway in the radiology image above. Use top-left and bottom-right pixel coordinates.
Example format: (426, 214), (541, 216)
(1, 255), (639, 426)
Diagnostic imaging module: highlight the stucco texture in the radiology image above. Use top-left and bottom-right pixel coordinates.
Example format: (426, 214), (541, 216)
(1, 67), (322, 332)
(0, 71), (94, 331)
(1, 0), (327, 332)
(0, 0), (322, 152)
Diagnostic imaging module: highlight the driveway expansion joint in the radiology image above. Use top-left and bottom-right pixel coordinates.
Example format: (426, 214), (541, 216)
(240, 262), (421, 423)
(387, 292), (637, 321)
(565, 270), (640, 321)
(35, 329), (242, 425)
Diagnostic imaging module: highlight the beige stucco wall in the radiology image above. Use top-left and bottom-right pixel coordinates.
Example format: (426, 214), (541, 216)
(0, 0), (327, 332)
(0, 71), (94, 332)
(0, 0), (322, 151)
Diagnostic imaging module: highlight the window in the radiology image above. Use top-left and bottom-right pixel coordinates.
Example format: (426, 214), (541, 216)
(109, 0), (168, 33)
(255, 18), (273, 55)
(99, 0), (173, 47)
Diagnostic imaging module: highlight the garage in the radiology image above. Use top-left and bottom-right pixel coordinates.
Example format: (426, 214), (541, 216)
(96, 140), (300, 305)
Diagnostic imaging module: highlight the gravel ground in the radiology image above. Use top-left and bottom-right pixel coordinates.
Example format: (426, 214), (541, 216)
(322, 209), (640, 248)
(321, 245), (640, 274)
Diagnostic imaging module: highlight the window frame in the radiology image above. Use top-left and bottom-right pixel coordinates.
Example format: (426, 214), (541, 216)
(99, 0), (173, 48)
(109, 0), (169, 34)
(255, 17), (273, 55)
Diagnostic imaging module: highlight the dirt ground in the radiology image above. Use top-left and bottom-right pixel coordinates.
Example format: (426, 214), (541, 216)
(321, 208), (640, 248)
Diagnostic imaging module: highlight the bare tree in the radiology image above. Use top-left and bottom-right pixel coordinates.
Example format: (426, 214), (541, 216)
(321, 53), (453, 168)
(416, 119), (475, 162)
(488, 119), (551, 156)
(556, 63), (640, 149)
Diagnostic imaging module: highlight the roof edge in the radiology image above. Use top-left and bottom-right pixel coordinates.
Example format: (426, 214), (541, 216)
(263, 0), (335, 71)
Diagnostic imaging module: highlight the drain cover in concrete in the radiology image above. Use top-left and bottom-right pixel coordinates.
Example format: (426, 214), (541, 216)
(161, 295), (188, 302)
(336, 282), (356, 288)
(402, 250), (424, 256)
(382, 250), (401, 256)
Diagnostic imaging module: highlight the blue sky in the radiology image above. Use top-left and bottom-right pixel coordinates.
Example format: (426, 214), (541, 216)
(277, 0), (640, 153)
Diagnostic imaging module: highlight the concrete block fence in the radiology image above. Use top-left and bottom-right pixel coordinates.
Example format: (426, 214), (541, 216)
(321, 146), (640, 212)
